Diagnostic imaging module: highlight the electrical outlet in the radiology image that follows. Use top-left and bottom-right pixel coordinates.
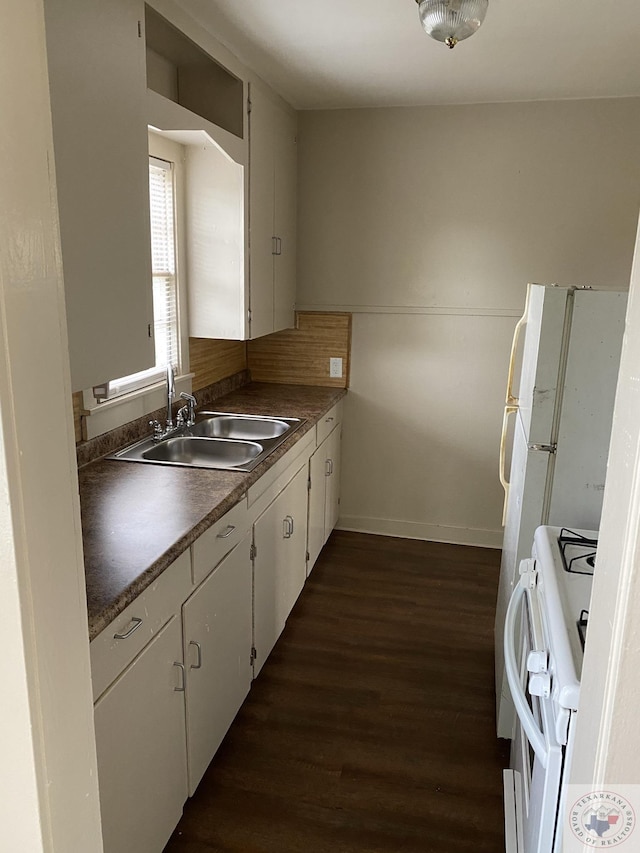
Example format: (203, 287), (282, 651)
(329, 357), (343, 378)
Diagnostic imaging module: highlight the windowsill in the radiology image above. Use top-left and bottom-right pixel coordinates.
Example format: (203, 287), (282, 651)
(81, 373), (195, 441)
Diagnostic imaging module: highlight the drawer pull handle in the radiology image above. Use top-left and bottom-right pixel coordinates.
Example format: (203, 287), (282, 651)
(283, 515), (294, 538)
(173, 661), (186, 692)
(325, 459), (334, 476)
(216, 524), (236, 539)
(189, 640), (202, 670)
(325, 416), (334, 423)
(113, 616), (142, 640)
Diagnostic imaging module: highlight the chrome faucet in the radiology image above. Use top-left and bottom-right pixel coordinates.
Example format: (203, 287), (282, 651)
(166, 364), (175, 430)
(149, 365), (178, 440)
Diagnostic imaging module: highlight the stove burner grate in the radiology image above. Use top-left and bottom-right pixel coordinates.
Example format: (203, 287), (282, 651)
(558, 527), (597, 576)
(577, 609), (589, 650)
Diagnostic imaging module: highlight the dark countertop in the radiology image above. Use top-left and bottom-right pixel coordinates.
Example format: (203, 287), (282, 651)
(80, 383), (346, 640)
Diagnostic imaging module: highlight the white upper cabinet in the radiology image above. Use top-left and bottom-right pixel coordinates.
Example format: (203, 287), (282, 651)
(144, 2), (252, 340)
(45, 0), (297, 381)
(44, 0), (155, 392)
(273, 104), (298, 331)
(185, 141), (248, 339)
(248, 85), (277, 340)
(249, 83), (298, 338)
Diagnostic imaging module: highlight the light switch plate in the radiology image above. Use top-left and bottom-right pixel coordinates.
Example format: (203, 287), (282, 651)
(329, 357), (343, 378)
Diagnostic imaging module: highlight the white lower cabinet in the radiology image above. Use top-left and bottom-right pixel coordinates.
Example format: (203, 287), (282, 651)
(307, 421), (342, 574)
(93, 615), (188, 853)
(182, 532), (253, 795)
(253, 463), (309, 675)
(92, 409), (344, 850)
(324, 424), (342, 536)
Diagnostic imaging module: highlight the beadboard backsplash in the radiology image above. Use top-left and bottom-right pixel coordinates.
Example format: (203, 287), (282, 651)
(247, 312), (351, 387)
(73, 313), (351, 453)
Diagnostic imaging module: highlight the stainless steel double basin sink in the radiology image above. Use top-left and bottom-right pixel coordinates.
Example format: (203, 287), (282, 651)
(109, 412), (305, 472)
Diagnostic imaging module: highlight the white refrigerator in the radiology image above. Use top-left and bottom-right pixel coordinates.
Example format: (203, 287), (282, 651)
(495, 284), (627, 739)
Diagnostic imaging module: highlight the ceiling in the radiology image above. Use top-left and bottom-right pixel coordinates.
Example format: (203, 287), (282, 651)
(176, 0), (640, 110)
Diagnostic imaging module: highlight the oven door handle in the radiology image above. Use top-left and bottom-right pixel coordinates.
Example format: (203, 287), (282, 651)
(504, 567), (549, 767)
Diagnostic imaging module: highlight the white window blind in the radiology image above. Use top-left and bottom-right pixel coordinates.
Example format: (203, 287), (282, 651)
(149, 156), (178, 371)
(93, 156), (180, 402)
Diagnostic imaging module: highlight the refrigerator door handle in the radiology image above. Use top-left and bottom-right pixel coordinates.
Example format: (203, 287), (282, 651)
(505, 283), (531, 406)
(499, 405), (518, 525)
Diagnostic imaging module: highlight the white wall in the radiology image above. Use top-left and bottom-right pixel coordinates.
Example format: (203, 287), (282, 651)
(297, 99), (640, 546)
(571, 212), (640, 788)
(0, 0), (102, 848)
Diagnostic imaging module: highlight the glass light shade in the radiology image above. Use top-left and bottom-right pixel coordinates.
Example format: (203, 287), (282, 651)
(418, 0), (488, 48)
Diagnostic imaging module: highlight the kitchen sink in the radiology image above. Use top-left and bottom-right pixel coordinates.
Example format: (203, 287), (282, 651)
(142, 436), (263, 468)
(108, 412), (305, 472)
(190, 413), (292, 441)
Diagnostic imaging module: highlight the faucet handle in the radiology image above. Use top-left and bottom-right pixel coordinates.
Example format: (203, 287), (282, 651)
(176, 406), (189, 428)
(179, 392), (197, 426)
(149, 419), (163, 440)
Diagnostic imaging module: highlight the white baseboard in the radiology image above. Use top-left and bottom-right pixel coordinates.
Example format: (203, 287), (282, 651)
(336, 515), (503, 549)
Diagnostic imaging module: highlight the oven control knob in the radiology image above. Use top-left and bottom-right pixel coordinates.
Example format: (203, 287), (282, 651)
(527, 649), (548, 674)
(529, 673), (551, 698)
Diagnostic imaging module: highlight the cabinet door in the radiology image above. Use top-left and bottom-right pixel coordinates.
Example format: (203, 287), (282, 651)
(182, 534), (253, 795)
(254, 465), (309, 675)
(307, 445), (327, 575)
(307, 424), (342, 574)
(248, 84), (276, 339)
(186, 144), (248, 340)
(278, 464), (309, 617)
(94, 616), (187, 853)
(44, 0), (154, 391)
(324, 425), (342, 540)
(273, 105), (297, 332)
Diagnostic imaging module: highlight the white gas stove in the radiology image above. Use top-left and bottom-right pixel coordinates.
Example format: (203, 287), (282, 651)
(532, 525), (597, 713)
(503, 525), (598, 853)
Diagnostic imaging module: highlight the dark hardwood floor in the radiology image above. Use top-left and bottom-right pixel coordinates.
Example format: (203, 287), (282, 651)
(164, 530), (509, 853)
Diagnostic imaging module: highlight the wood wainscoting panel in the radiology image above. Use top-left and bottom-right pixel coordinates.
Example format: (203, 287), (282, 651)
(190, 339), (248, 392)
(247, 312), (351, 387)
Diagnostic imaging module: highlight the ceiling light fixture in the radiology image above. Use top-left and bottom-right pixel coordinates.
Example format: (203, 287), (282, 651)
(416, 0), (488, 49)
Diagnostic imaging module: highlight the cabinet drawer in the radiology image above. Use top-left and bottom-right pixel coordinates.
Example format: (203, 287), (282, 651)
(316, 399), (343, 446)
(90, 550), (191, 701)
(191, 498), (249, 586)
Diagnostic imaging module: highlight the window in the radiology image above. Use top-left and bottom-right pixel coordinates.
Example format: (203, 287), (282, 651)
(149, 156), (179, 372)
(92, 155), (180, 401)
